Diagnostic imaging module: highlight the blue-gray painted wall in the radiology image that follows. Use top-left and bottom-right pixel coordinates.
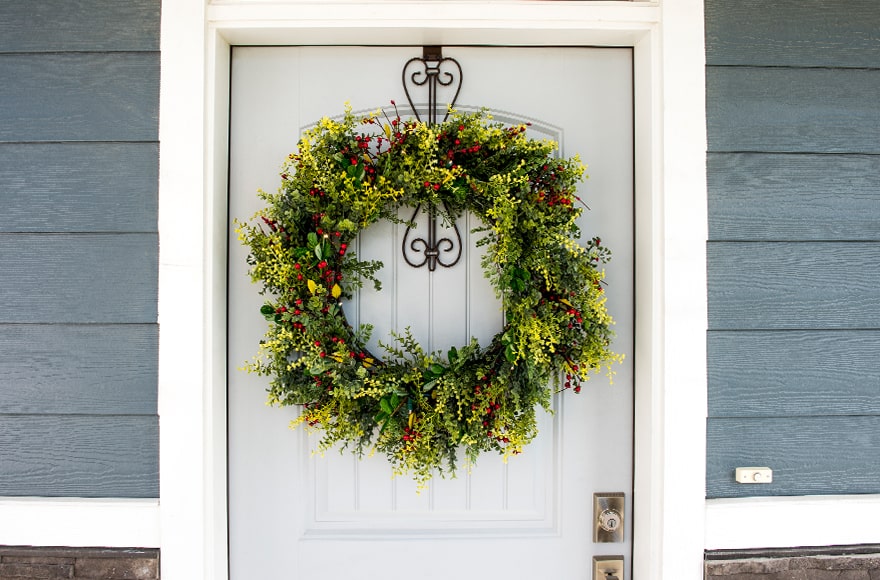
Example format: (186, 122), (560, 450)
(0, 1), (159, 498)
(706, 0), (880, 498)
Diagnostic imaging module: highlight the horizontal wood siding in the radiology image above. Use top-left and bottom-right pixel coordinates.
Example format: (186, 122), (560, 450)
(0, 53), (159, 143)
(0, 325), (157, 415)
(0, 415), (158, 498)
(705, 0), (880, 68)
(0, 143), (158, 233)
(706, 67), (880, 154)
(707, 417), (880, 497)
(0, 0), (159, 53)
(0, 2), (159, 498)
(708, 331), (880, 417)
(0, 234), (157, 324)
(708, 242), (880, 330)
(709, 153), (880, 241)
(706, 0), (880, 498)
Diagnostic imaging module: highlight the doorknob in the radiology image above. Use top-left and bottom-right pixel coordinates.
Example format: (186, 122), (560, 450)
(593, 556), (624, 580)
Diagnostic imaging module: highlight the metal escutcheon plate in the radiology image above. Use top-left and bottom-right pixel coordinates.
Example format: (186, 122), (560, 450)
(593, 492), (625, 543)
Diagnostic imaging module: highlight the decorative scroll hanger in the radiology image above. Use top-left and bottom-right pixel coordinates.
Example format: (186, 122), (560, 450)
(400, 46), (464, 272)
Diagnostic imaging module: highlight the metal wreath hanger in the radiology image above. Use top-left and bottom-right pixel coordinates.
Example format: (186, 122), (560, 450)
(400, 46), (464, 272)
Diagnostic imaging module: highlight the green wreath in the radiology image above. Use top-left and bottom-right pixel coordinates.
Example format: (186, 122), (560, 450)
(236, 103), (621, 485)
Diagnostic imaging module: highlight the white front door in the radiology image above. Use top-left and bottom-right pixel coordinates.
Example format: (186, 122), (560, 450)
(228, 46), (633, 579)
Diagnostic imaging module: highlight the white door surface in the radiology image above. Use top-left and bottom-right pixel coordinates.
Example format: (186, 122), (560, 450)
(228, 46), (633, 579)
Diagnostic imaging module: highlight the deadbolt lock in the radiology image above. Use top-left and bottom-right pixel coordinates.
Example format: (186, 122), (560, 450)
(593, 492), (625, 543)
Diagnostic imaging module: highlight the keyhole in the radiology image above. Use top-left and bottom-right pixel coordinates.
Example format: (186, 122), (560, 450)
(599, 509), (621, 533)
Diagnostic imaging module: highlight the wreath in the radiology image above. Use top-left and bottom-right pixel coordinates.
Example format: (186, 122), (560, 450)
(236, 103), (621, 485)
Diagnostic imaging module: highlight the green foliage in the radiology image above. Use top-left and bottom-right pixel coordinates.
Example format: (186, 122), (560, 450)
(235, 103), (622, 486)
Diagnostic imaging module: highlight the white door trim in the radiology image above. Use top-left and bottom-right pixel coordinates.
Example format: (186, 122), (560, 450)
(157, 2), (708, 579)
(0, 498), (159, 548)
(706, 495), (880, 550)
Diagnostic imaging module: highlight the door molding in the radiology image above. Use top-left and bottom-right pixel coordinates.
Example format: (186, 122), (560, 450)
(157, 2), (708, 579)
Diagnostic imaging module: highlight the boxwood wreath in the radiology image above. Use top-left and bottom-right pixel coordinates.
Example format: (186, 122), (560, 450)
(236, 103), (622, 485)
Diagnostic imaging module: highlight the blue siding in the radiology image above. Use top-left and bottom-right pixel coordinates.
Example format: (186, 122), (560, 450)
(709, 331), (880, 418)
(0, 143), (158, 233)
(709, 243), (880, 330)
(0, 416), (158, 498)
(708, 417), (880, 498)
(0, 325), (158, 415)
(0, 1), (159, 53)
(0, 2), (159, 498)
(709, 153), (880, 241)
(0, 53), (159, 143)
(0, 234), (158, 324)
(706, 1), (880, 498)
(705, 0), (880, 68)
(706, 67), (880, 154)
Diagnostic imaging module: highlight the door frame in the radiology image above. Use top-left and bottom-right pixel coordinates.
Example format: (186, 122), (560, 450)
(157, 2), (708, 579)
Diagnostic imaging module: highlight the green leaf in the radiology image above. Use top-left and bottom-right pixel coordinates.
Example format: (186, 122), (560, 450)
(380, 398), (392, 415)
(307, 232), (318, 247)
(504, 344), (517, 362)
(260, 304), (275, 316)
(422, 380), (438, 392)
(314, 244), (323, 260)
(447, 346), (458, 363)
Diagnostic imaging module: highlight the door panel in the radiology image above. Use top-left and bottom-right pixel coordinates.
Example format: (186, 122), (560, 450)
(228, 46), (633, 579)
